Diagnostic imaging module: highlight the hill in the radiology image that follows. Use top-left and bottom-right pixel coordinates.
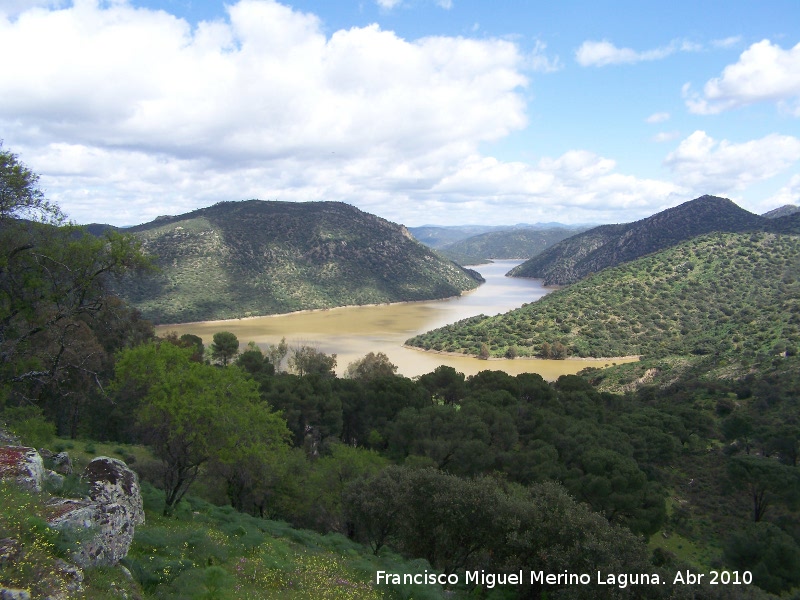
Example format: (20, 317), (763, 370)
(437, 226), (587, 266)
(763, 204), (800, 218)
(114, 200), (482, 324)
(408, 222), (581, 249)
(406, 231), (800, 366)
(408, 224), (506, 248)
(765, 211), (800, 235)
(508, 195), (766, 284)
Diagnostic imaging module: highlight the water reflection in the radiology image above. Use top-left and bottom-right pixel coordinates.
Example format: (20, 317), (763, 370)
(156, 260), (634, 379)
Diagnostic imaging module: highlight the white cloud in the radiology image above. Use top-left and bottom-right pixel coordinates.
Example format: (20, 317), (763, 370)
(646, 112), (670, 124)
(0, 0), (536, 223)
(652, 131), (681, 143)
(575, 39), (700, 67)
(664, 131), (800, 193)
(0, 0), (691, 227)
(425, 150), (682, 224)
(686, 40), (800, 115)
(529, 40), (562, 73)
(712, 36), (742, 49)
(376, 0), (452, 10)
(762, 174), (800, 212)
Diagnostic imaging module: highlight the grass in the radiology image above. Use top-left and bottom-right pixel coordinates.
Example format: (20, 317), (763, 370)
(2, 469), (453, 599)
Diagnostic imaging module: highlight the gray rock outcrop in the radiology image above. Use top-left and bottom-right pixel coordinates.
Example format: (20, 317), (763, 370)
(47, 456), (145, 568)
(0, 446), (45, 492)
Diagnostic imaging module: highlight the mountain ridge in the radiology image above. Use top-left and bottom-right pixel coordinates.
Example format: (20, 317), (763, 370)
(509, 195), (767, 284)
(114, 200), (483, 324)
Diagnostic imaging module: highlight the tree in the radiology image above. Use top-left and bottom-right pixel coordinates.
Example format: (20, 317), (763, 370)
(728, 454), (799, 522)
(417, 365), (466, 405)
(210, 331), (239, 366)
(235, 343), (274, 379)
(288, 345), (336, 378)
(266, 337), (289, 372)
(112, 341), (288, 515)
(0, 141), (63, 224)
(1, 149), (152, 434)
(724, 521), (800, 595)
(344, 351), (398, 381)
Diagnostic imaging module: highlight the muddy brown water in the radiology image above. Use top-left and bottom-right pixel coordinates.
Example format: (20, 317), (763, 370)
(156, 260), (636, 379)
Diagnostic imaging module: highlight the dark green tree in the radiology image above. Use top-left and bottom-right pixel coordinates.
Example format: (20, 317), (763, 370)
(210, 331), (239, 366)
(1, 145), (152, 433)
(724, 521), (800, 594)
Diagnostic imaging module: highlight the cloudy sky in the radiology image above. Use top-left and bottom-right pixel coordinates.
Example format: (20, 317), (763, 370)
(1, 0), (799, 226)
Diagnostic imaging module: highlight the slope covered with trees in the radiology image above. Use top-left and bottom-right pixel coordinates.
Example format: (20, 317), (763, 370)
(407, 232), (800, 365)
(437, 226), (587, 266)
(114, 200), (483, 324)
(509, 195), (767, 284)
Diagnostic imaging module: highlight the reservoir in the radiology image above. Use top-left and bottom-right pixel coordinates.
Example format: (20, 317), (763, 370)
(156, 260), (631, 379)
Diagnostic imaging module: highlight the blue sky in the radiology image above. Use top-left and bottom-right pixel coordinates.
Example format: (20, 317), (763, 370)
(1, 0), (798, 226)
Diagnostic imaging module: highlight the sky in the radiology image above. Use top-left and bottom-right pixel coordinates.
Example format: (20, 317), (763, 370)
(1, 0), (799, 227)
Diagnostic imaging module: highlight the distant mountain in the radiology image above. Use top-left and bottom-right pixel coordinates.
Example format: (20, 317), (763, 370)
(763, 204), (800, 219)
(409, 222), (581, 249)
(84, 223), (119, 236)
(509, 195), (766, 285)
(114, 200), (482, 324)
(407, 231), (800, 364)
(409, 225), (514, 248)
(438, 226), (588, 266)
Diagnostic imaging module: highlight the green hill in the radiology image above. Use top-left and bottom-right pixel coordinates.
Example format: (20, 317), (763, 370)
(406, 232), (800, 365)
(509, 195), (766, 285)
(114, 200), (482, 324)
(763, 204), (800, 219)
(437, 226), (587, 266)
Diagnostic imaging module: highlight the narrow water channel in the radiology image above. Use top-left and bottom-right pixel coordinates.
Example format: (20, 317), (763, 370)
(156, 260), (633, 379)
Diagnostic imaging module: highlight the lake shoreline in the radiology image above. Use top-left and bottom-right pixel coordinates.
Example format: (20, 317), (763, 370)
(155, 291), (480, 329)
(401, 344), (641, 364)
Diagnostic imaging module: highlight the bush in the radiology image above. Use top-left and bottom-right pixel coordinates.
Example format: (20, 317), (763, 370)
(1, 406), (55, 448)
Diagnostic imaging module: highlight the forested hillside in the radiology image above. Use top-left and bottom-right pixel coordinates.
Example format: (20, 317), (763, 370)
(407, 232), (800, 366)
(437, 226), (586, 266)
(509, 195), (766, 284)
(112, 200), (482, 324)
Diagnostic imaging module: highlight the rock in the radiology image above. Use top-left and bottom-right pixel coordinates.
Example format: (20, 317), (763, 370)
(51, 452), (73, 475)
(0, 589), (31, 600)
(47, 457), (144, 567)
(51, 559), (85, 599)
(0, 447), (45, 492)
(0, 538), (22, 565)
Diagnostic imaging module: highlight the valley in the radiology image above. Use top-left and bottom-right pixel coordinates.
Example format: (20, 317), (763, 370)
(156, 260), (637, 379)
